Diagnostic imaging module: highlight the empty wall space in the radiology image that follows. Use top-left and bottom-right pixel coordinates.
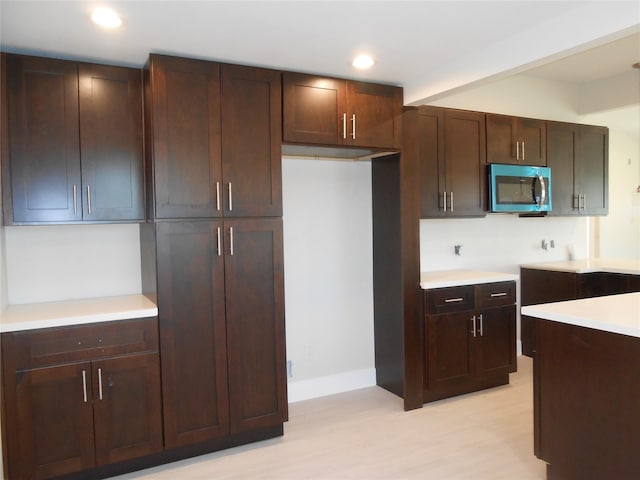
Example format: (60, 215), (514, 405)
(282, 157), (375, 401)
(3, 224), (142, 305)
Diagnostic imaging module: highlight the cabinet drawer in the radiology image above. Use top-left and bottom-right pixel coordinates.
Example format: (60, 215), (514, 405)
(2, 318), (159, 371)
(425, 286), (474, 314)
(475, 282), (516, 308)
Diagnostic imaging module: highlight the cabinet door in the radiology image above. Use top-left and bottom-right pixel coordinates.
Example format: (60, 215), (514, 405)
(444, 109), (486, 216)
(224, 218), (288, 433)
(149, 55), (222, 219)
(486, 114), (546, 166)
(475, 305), (516, 376)
(347, 80), (402, 149)
(92, 353), (163, 465)
(7, 55), (82, 223)
(12, 362), (95, 479)
(519, 117), (546, 166)
(408, 106), (445, 218)
(156, 220), (230, 447)
(486, 113), (516, 164)
(79, 63), (144, 221)
(282, 72), (346, 145)
(576, 125), (608, 215)
(221, 65), (282, 217)
(546, 121), (578, 216)
(424, 312), (474, 401)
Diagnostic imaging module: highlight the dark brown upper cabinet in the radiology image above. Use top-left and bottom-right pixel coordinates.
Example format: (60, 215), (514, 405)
(407, 106), (486, 218)
(4, 54), (144, 224)
(282, 72), (402, 151)
(546, 121), (608, 216)
(486, 113), (546, 166)
(145, 54), (282, 220)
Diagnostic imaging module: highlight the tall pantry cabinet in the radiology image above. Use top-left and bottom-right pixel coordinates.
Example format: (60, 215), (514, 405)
(142, 54), (287, 450)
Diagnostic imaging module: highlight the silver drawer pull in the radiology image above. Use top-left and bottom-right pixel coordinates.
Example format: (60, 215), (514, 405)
(444, 297), (464, 303)
(490, 292), (508, 298)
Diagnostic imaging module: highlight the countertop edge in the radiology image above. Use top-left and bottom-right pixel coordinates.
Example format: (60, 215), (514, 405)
(0, 294), (159, 333)
(521, 293), (640, 339)
(420, 270), (518, 290)
(520, 259), (640, 275)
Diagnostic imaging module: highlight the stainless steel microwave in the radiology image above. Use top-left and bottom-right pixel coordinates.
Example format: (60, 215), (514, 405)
(488, 164), (552, 213)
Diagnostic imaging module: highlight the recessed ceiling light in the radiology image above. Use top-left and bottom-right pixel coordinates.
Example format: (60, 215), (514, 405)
(352, 55), (375, 70)
(91, 7), (122, 29)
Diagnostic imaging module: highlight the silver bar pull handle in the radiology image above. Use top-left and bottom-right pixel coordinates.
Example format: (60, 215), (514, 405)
(490, 292), (508, 298)
(73, 185), (78, 215)
(471, 315), (477, 338)
(582, 194), (586, 211)
(228, 183), (233, 211)
(351, 114), (356, 139)
(522, 141), (525, 161)
(98, 368), (103, 400)
(515, 141), (519, 161)
(229, 227), (234, 256)
(216, 227), (222, 256)
(479, 314), (484, 336)
(450, 192), (454, 212)
(443, 192), (447, 212)
(87, 185), (92, 215)
(342, 113), (347, 139)
(444, 297), (464, 303)
(216, 182), (221, 211)
(82, 370), (88, 402)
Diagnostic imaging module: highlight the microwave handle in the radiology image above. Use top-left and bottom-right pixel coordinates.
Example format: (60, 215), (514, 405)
(533, 174), (546, 209)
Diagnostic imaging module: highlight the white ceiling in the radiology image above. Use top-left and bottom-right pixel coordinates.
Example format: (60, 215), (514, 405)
(1, 1), (639, 105)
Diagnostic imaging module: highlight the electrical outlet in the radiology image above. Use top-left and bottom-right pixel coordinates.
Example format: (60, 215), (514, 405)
(287, 360), (293, 379)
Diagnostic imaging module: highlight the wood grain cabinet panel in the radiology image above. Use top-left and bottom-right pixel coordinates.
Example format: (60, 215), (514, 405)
(1, 320), (162, 479)
(407, 106), (486, 218)
(155, 220), (230, 447)
(78, 63), (144, 221)
(154, 218), (287, 445)
(146, 55), (282, 219)
(546, 121), (608, 216)
(423, 282), (516, 402)
(283, 72), (402, 150)
(221, 65), (282, 217)
(224, 218), (288, 434)
(486, 113), (546, 166)
(6, 54), (81, 223)
(4, 54), (144, 224)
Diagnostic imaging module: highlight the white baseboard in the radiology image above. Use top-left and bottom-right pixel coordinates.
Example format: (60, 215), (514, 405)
(287, 368), (377, 403)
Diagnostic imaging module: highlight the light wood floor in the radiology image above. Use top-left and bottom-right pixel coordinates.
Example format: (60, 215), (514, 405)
(115, 356), (546, 479)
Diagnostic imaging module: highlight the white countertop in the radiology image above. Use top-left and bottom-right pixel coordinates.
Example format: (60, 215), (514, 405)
(520, 258), (640, 275)
(420, 269), (518, 290)
(521, 292), (640, 338)
(0, 294), (158, 333)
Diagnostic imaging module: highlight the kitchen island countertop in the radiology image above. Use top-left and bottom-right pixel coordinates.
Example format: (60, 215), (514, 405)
(520, 258), (640, 275)
(0, 294), (158, 333)
(521, 291), (640, 338)
(420, 269), (518, 290)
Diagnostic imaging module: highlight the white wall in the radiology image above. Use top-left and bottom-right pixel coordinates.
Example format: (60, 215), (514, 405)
(282, 157), (375, 401)
(4, 224), (141, 305)
(420, 216), (589, 274)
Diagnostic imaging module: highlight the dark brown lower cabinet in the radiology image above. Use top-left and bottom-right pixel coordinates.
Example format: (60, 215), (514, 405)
(154, 218), (287, 449)
(424, 282), (516, 402)
(534, 320), (640, 479)
(520, 268), (640, 356)
(1, 319), (162, 480)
